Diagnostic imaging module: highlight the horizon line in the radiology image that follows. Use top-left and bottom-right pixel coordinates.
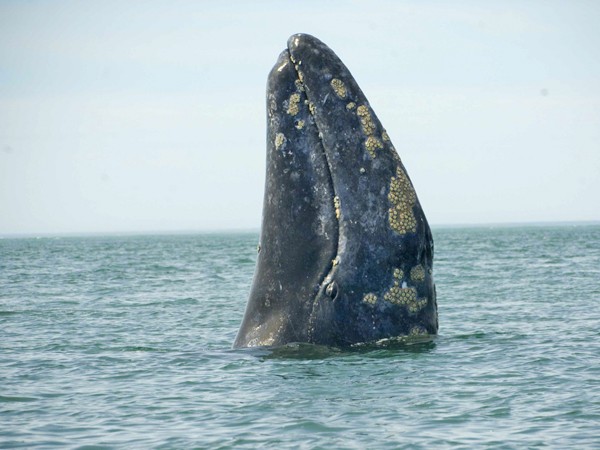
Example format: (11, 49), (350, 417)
(1, 219), (599, 239)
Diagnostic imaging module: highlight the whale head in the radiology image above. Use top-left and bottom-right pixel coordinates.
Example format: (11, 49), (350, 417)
(234, 34), (437, 348)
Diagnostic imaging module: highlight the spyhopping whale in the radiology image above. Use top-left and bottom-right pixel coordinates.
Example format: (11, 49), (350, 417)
(234, 34), (437, 348)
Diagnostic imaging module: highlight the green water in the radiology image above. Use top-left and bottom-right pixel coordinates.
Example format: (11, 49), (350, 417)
(1, 225), (599, 448)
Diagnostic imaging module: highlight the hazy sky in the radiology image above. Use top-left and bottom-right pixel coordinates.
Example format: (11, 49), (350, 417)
(1, 1), (599, 235)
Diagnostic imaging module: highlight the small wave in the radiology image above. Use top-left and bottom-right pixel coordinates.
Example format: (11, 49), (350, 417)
(0, 395), (37, 403)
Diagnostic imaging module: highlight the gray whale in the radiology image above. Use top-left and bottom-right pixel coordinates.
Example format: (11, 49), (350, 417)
(234, 34), (437, 348)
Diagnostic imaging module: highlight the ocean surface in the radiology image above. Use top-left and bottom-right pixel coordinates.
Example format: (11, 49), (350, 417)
(1, 224), (599, 449)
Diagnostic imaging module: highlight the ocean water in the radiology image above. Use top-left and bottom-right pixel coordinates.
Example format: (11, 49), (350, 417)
(1, 225), (599, 449)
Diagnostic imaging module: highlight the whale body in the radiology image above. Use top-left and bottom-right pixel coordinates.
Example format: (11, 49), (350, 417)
(234, 34), (437, 348)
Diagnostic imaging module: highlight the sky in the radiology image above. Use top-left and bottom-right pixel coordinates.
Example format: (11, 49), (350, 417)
(1, 0), (599, 235)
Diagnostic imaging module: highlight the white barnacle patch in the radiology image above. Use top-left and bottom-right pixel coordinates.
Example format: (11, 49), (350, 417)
(384, 285), (426, 314)
(333, 196), (341, 219)
(356, 105), (377, 136)
(330, 78), (347, 99)
(409, 326), (428, 336)
(296, 68), (305, 83)
(275, 133), (286, 150)
(365, 136), (383, 159)
(363, 293), (377, 305)
(382, 266), (427, 313)
(355, 104), (384, 158)
(287, 93), (301, 116)
(388, 166), (417, 234)
(410, 264), (426, 282)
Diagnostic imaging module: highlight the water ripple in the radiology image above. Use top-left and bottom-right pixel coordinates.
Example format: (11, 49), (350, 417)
(1, 227), (599, 448)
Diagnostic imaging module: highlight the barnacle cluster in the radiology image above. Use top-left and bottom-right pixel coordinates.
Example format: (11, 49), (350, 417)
(365, 136), (384, 158)
(409, 326), (428, 336)
(384, 286), (426, 314)
(383, 266), (427, 313)
(356, 105), (384, 158)
(275, 133), (286, 150)
(330, 78), (347, 99)
(362, 293), (377, 305)
(333, 196), (341, 219)
(388, 166), (417, 234)
(287, 93), (301, 116)
(410, 264), (426, 282)
(356, 105), (377, 135)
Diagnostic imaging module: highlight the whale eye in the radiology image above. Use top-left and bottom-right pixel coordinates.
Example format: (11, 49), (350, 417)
(325, 281), (339, 300)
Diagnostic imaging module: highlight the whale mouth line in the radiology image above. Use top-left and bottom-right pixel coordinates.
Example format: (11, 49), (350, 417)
(284, 45), (343, 330)
(285, 49), (336, 198)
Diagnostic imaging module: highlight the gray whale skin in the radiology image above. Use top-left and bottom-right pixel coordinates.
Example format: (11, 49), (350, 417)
(234, 34), (437, 348)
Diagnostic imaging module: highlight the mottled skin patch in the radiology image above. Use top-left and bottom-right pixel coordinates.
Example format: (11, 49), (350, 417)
(330, 78), (347, 99)
(295, 119), (305, 130)
(388, 166), (417, 234)
(346, 102), (356, 110)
